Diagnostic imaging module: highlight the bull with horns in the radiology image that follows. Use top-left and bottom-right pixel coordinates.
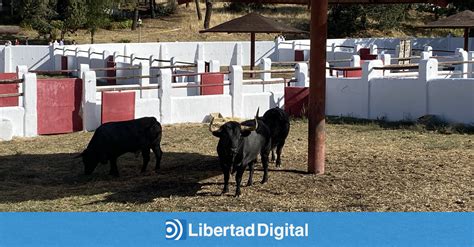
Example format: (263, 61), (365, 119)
(209, 109), (272, 197)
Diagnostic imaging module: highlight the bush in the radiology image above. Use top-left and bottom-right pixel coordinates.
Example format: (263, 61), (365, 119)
(224, 3), (265, 12)
(106, 20), (133, 30)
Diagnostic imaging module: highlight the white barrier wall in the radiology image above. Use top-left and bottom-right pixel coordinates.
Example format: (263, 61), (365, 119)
(2, 39), (474, 140)
(0, 107), (24, 137)
(3, 37), (474, 73)
(369, 78), (427, 121)
(171, 95), (232, 123)
(428, 79), (474, 124)
(326, 77), (369, 119)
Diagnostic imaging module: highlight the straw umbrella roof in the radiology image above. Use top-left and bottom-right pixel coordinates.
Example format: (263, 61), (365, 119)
(423, 10), (474, 28)
(200, 12), (306, 34)
(200, 13), (306, 70)
(420, 10), (474, 51)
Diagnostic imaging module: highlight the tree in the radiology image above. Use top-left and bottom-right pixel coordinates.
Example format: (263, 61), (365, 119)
(452, 0), (474, 11)
(15, 0), (58, 39)
(84, 0), (113, 43)
(57, 0), (87, 39)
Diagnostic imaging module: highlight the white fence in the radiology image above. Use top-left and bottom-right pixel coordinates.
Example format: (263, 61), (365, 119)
(2, 37), (474, 73)
(0, 37), (473, 140)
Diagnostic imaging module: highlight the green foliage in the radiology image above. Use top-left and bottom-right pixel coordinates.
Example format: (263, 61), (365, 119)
(154, 1), (178, 16)
(106, 20), (133, 30)
(362, 4), (410, 30)
(224, 3), (265, 12)
(118, 38), (131, 43)
(14, 0), (58, 38)
(452, 0), (474, 12)
(84, 0), (114, 43)
(328, 4), (410, 38)
(328, 5), (363, 38)
(61, 0), (87, 36)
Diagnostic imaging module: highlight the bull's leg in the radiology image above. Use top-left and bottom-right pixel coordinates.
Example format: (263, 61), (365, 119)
(222, 165), (230, 194)
(109, 158), (119, 177)
(151, 144), (163, 171)
(247, 162), (254, 187)
(271, 149), (276, 162)
(275, 141), (285, 168)
(235, 166), (245, 197)
(260, 151), (270, 184)
(141, 148), (150, 173)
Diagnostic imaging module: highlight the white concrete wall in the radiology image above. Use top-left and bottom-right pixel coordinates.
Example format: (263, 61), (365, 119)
(326, 77), (369, 119)
(171, 95), (232, 123)
(9, 46), (52, 72)
(242, 93), (274, 119)
(2, 38), (473, 73)
(135, 98), (161, 120)
(428, 79), (474, 124)
(369, 78), (427, 121)
(0, 47), (4, 73)
(0, 107), (24, 137)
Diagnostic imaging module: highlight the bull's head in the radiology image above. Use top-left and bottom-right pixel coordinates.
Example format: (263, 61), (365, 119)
(209, 116), (258, 162)
(77, 149), (100, 175)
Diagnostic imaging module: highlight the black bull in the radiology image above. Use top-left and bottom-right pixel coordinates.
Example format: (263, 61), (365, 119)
(260, 107), (290, 168)
(210, 116), (272, 197)
(78, 117), (163, 176)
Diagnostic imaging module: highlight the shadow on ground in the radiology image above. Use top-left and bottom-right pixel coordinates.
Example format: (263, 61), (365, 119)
(0, 151), (221, 204)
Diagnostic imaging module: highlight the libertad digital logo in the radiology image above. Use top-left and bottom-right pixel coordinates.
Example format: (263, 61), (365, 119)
(165, 219), (186, 240)
(164, 220), (309, 241)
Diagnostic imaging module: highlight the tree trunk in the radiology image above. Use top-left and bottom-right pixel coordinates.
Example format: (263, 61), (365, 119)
(150, 0), (156, 18)
(90, 30), (95, 44)
(204, 0), (213, 29)
(132, 6), (139, 30)
(195, 0), (202, 20)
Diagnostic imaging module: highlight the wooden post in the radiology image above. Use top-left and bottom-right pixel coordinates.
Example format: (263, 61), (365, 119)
(251, 32), (256, 71)
(308, 0), (327, 174)
(195, 0), (202, 20)
(464, 28), (469, 52)
(204, 0), (213, 29)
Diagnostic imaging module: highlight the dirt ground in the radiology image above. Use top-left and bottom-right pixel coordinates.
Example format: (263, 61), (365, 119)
(0, 120), (472, 212)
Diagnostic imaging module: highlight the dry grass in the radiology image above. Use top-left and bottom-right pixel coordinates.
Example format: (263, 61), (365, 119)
(0, 120), (472, 212)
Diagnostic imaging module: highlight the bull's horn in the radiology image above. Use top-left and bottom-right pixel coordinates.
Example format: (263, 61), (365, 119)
(240, 117), (258, 132)
(255, 107), (260, 117)
(209, 117), (221, 133)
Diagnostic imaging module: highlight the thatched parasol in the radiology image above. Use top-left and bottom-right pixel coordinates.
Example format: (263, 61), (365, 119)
(199, 12), (306, 70)
(420, 10), (474, 51)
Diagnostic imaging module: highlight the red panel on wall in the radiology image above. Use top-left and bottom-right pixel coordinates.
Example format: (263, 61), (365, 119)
(359, 48), (377, 60)
(295, 50), (305, 61)
(37, 78), (83, 135)
(284, 86), (309, 118)
(201, 73), (224, 95)
(106, 55), (117, 85)
(101, 91), (135, 124)
(343, 69), (362, 78)
(0, 73), (19, 107)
